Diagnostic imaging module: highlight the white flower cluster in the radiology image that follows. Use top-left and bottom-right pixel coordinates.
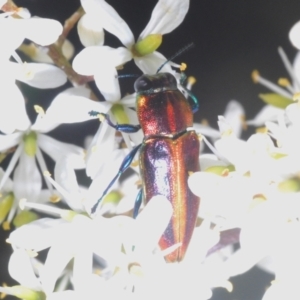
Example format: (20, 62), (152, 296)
(1, 0), (300, 299)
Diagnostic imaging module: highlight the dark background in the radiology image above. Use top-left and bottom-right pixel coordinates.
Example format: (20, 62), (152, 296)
(1, 0), (299, 299)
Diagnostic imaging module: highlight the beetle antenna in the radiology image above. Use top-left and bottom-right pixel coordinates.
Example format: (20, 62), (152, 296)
(156, 42), (195, 74)
(117, 74), (139, 79)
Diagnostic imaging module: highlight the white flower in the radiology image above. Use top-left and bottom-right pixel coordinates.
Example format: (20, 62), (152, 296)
(0, 89), (85, 207)
(74, 0), (189, 75)
(289, 20), (300, 50)
(0, 12), (67, 89)
(248, 47), (300, 126)
(44, 152), (140, 215)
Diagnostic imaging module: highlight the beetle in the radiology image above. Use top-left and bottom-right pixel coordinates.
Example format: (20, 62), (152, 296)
(90, 70), (200, 263)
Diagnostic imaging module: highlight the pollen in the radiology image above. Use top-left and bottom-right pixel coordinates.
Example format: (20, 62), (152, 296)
(197, 133), (204, 141)
(187, 76), (196, 86)
(180, 62), (187, 71)
(292, 92), (300, 101)
(50, 194), (61, 203)
(34, 105), (45, 117)
(221, 168), (230, 177)
(2, 221), (10, 231)
(43, 170), (51, 177)
(255, 127), (268, 134)
(240, 114), (247, 130)
(19, 198), (27, 210)
(251, 70), (260, 83)
(131, 160), (139, 167)
(278, 77), (291, 87)
(98, 113), (106, 122)
(128, 262), (144, 278)
(221, 128), (233, 137)
(224, 281), (233, 293)
(201, 119), (209, 126)
(91, 145), (98, 153)
(248, 194), (267, 211)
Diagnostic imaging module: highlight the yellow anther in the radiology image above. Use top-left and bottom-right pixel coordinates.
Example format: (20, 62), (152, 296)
(19, 198), (27, 210)
(251, 70), (260, 83)
(0, 291), (6, 299)
(50, 195), (61, 203)
(180, 62), (187, 71)
(278, 77), (291, 87)
(43, 170), (51, 177)
(221, 128), (233, 137)
(135, 179), (142, 187)
(128, 262), (144, 278)
(98, 114), (105, 122)
(201, 119), (209, 126)
(221, 168), (230, 177)
(248, 194), (267, 211)
(187, 76), (196, 86)
(34, 105), (45, 117)
(2, 221), (10, 231)
(197, 133), (204, 141)
(240, 114), (248, 130)
(293, 92), (300, 101)
(255, 127), (268, 134)
(224, 281), (233, 293)
(131, 160), (139, 167)
(253, 194), (267, 201)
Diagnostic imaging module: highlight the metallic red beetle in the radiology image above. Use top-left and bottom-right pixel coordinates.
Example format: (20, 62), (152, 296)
(90, 72), (200, 262)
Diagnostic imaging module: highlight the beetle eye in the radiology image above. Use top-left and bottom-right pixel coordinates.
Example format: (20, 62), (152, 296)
(134, 75), (152, 92)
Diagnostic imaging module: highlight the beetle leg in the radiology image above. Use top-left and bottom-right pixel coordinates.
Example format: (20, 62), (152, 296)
(91, 144), (142, 214)
(133, 188), (143, 218)
(89, 110), (141, 133)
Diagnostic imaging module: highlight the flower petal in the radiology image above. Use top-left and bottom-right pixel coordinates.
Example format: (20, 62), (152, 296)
(134, 51), (171, 74)
(77, 14), (105, 47)
(9, 218), (68, 251)
(0, 81), (31, 134)
(73, 46), (131, 76)
(81, 0), (134, 47)
(32, 94), (110, 133)
(223, 100), (245, 138)
(0, 132), (21, 151)
(289, 21), (300, 50)
(12, 62), (67, 88)
(22, 18), (63, 46)
(85, 121), (116, 179)
(139, 0), (189, 40)
(292, 51), (300, 87)
(13, 152), (42, 202)
(8, 249), (41, 289)
(54, 157), (83, 211)
(94, 64), (121, 101)
(134, 195), (173, 251)
(37, 134), (85, 169)
(247, 105), (283, 126)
